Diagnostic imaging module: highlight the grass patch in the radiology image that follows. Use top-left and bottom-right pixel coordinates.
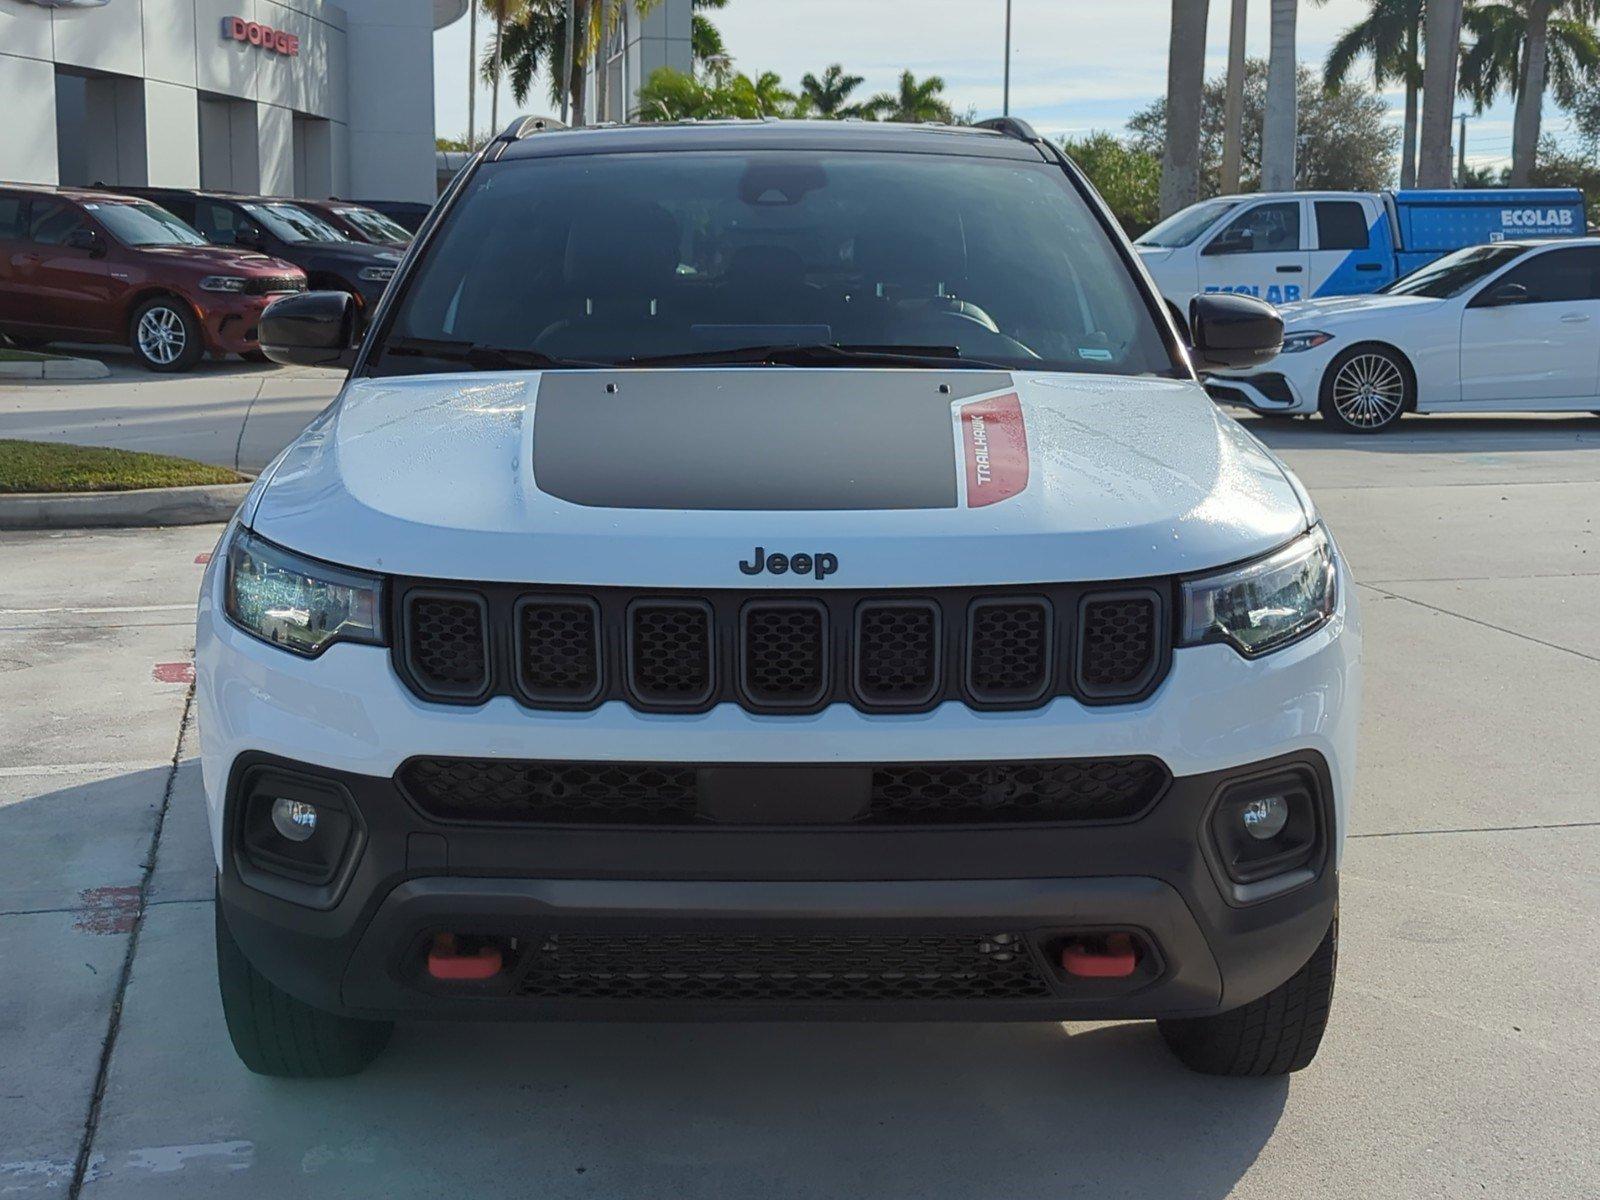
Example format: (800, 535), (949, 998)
(0, 348), (57, 363)
(0, 440), (243, 494)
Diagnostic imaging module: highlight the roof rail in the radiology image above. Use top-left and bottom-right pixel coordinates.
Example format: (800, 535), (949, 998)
(494, 114), (567, 143)
(973, 116), (1041, 143)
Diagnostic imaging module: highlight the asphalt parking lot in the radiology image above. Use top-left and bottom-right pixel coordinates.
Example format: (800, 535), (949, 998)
(2, 405), (1598, 1198)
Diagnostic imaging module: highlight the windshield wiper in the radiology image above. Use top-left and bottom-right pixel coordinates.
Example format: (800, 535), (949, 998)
(623, 343), (1009, 370)
(380, 337), (605, 371)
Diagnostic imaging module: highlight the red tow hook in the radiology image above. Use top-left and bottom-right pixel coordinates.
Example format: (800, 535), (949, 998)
(1060, 933), (1139, 979)
(427, 933), (504, 981)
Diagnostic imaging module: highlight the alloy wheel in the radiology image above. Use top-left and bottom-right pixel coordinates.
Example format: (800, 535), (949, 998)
(1330, 353), (1405, 430)
(136, 306), (187, 366)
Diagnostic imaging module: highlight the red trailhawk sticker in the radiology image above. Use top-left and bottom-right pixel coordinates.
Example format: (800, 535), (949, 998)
(958, 392), (1029, 507)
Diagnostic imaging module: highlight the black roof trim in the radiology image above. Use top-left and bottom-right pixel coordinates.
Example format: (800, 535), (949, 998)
(972, 116), (1042, 143)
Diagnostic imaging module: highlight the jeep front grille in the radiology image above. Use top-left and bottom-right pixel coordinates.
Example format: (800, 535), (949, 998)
(393, 580), (1168, 713)
(396, 755), (1169, 827)
(515, 931), (1053, 1002)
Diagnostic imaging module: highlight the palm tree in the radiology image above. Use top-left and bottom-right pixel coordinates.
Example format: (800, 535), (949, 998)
(1418, 0), (1464, 186)
(800, 64), (868, 117)
(692, 0), (731, 80)
(1460, 0), (1600, 184)
(866, 71), (955, 123)
(490, 0), (588, 118)
(1262, 0), (1299, 189)
(588, 0), (660, 122)
(1160, 0), (1210, 216)
(479, 0), (529, 136)
(1221, 0), (1249, 193)
(1324, 0), (1425, 187)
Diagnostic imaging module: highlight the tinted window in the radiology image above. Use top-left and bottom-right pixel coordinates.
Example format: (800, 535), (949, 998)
(90, 201), (208, 247)
(190, 200), (242, 240)
(243, 202), (346, 243)
(378, 151), (1175, 377)
(334, 206), (410, 244)
(0, 196), (23, 239)
(1491, 247), (1600, 303)
(27, 200), (85, 245)
(158, 195), (197, 224)
(1205, 202), (1300, 255)
(1315, 201), (1369, 251)
(1385, 244), (1528, 298)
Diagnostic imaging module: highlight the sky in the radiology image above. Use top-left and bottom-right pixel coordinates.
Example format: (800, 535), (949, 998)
(431, 0), (1569, 174)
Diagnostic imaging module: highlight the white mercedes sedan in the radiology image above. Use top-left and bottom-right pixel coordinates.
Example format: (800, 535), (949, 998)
(1207, 237), (1600, 432)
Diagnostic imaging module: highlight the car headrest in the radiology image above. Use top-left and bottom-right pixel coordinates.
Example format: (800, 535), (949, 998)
(563, 202), (680, 299)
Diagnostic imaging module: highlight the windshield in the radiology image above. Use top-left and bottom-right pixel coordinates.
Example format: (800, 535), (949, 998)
(1383, 244), (1528, 298)
(89, 201), (208, 247)
(335, 206), (410, 244)
(242, 202), (347, 243)
(1135, 199), (1241, 248)
(374, 151), (1176, 377)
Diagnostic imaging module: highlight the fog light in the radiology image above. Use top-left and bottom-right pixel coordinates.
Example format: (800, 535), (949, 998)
(1241, 794), (1289, 841)
(270, 797), (318, 842)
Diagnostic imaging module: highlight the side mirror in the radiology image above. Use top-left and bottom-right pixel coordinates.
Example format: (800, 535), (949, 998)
(65, 228), (104, 256)
(235, 224), (266, 249)
(1477, 281), (1531, 308)
(1189, 292), (1283, 371)
(1203, 228), (1252, 257)
(259, 290), (357, 368)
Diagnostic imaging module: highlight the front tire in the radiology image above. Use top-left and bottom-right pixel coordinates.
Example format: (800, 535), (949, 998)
(130, 297), (204, 373)
(215, 899), (392, 1077)
(1319, 344), (1411, 433)
(1157, 917), (1337, 1076)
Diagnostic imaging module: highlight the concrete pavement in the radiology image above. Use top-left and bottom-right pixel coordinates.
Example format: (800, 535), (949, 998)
(1, 418), (1598, 1198)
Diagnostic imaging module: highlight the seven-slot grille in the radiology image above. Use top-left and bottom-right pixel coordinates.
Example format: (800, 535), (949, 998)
(393, 581), (1167, 714)
(396, 756), (1170, 826)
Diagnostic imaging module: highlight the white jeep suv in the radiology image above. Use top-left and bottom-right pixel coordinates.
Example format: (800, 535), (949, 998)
(198, 117), (1359, 1078)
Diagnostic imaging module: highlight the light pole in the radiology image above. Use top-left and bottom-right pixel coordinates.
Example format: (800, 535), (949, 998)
(1002, 0), (1012, 117)
(561, 0), (575, 125)
(467, 0), (477, 147)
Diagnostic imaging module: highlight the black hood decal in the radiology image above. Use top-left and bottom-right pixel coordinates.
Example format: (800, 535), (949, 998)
(531, 370), (1011, 511)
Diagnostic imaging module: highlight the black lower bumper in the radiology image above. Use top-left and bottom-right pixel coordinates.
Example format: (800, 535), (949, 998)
(217, 751), (1338, 1023)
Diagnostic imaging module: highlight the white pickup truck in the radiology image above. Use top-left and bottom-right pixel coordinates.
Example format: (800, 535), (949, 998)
(1134, 187), (1587, 316)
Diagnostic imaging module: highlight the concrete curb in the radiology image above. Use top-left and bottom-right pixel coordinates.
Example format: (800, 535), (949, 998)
(0, 355), (112, 381)
(0, 481), (251, 530)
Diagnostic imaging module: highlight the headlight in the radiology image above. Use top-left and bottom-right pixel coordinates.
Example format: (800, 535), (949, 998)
(224, 528), (384, 657)
(199, 275), (248, 293)
(1180, 525), (1337, 657)
(357, 266), (396, 283)
(1279, 331), (1333, 354)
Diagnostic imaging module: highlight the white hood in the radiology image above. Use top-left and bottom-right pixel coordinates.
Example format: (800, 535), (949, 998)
(1276, 293), (1443, 327)
(247, 369), (1311, 588)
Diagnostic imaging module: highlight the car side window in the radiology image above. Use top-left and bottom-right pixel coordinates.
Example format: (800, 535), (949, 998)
(0, 196), (25, 240)
(192, 201), (238, 240)
(1203, 202), (1300, 255)
(1490, 247), (1600, 304)
(161, 196), (198, 225)
(26, 200), (85, 246)
(1315, 201), (1369, 251)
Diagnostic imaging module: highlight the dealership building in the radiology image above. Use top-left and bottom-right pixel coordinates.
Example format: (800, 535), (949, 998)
(0, 0), (464, 203)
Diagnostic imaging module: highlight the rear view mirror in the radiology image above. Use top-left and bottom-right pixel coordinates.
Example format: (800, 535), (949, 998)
(259, 290), (357, 368)
(1189, 293), (1283, 371)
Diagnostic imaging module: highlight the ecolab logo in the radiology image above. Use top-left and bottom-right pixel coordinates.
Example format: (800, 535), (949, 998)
(222, 16), (301, 57)
(1500, 208), (1576, 229)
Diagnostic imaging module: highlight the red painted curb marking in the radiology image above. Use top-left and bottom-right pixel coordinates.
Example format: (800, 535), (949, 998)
(195, 552), (212, 565)
(152, 661), (195, 684)
(959, 392), (1029, 508)
(74, 885), (140, 935)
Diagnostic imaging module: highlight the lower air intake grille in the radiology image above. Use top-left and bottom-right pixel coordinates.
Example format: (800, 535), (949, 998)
(403, 593), (488, 697)
(1078, 592), (1160, 697)
(517, 931), (1052, 1002)
(397, 756), (1168, 826)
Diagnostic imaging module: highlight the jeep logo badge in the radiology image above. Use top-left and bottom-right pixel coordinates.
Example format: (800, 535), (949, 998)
(739, 547), (838, 580)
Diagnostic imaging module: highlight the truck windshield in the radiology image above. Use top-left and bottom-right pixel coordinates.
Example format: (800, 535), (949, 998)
(1135, 200), (1240, 248)
(1382, 244), (1528, 298)
(91, 201), (208, 247)
(243, 202), (347, 244)
(374, 150), (1177, 377)
(335, 206), (410, 244)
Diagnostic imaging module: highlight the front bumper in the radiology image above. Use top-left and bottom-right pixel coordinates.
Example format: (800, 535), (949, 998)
(193, 293), (287, 355)
(197, 550), (1359, 1024)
